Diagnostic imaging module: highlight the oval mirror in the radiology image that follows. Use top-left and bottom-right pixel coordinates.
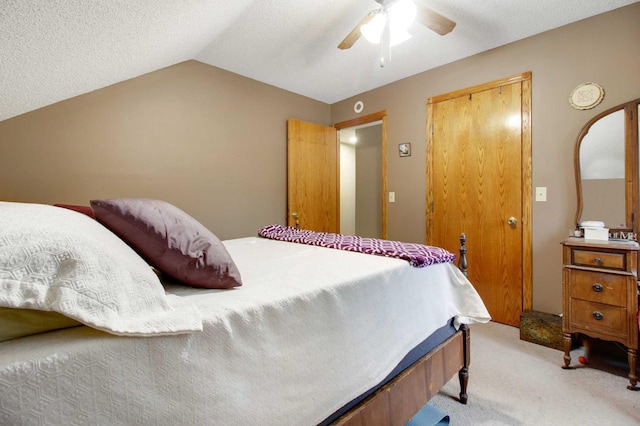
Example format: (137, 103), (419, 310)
(579, 109), (626, 228)
(574, 98), (640, 239)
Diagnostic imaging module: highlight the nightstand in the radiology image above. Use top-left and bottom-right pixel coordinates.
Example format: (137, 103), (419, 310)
(561, 237), (639, 390)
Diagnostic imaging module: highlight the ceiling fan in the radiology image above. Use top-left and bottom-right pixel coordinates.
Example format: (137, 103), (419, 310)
(338, 0), (456, 50)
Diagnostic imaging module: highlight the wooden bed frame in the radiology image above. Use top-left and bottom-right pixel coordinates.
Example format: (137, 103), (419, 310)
(333, 234), (471, 426)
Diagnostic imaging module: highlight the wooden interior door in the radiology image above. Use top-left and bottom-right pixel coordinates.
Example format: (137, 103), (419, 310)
(427, 73), (532, 327)
(287, 119), (339, 233)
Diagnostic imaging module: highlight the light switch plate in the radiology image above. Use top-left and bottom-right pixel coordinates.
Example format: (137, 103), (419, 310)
(389, 192), (395, 203)
(535, 187), (547, 202)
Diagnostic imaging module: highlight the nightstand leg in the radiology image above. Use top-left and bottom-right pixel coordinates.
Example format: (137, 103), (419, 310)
(627, 348), (639, 390)
(562, 332), (572, 369)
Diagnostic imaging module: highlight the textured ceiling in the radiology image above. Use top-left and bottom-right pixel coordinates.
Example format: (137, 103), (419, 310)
(1, 0), (637, 121)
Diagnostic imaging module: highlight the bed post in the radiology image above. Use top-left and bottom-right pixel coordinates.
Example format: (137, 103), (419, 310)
(458, 324), (470, 404)
(458, 233), (468, 277)
(458, 232), (470, 404)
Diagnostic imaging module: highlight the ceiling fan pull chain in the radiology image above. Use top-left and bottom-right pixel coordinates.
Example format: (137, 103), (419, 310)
(380, 17), (391, 67)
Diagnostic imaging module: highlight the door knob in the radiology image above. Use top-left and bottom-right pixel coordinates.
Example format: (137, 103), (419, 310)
(507, 217), (518, 226)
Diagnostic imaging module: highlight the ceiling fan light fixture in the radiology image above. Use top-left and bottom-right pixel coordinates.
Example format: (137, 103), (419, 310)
(361, 12), (387, 44)
(338, 0), (454, 51)
(361, 0), (416, 46)
(389, 25), (412, 46)
(388, 0), (417, 29)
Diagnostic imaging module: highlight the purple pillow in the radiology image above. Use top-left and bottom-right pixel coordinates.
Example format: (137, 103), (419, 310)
(90, 198), (242, 289)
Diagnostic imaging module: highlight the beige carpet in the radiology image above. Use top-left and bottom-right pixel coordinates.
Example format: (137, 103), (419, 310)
(429, 321), (640, 425)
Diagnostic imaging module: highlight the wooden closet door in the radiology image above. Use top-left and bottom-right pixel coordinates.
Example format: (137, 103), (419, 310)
(427, 75), (531, 327)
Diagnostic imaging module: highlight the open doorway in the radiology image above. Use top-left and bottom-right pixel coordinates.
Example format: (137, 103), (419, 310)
(286, 112), (386, 236)
(340, 123), (383, 238)
(336, 112), (386, 239)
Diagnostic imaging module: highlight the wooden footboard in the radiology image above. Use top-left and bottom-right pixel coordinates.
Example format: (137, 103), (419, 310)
(333, 234), (472, 426)
(333, 325), (470, 426)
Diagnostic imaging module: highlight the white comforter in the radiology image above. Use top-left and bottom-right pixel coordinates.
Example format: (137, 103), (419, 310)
(0, 237), (490, 426)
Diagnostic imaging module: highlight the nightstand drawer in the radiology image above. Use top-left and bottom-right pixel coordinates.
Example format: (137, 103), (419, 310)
(572, 249), (625, 270)
(570, 270), (626, 307)
(570, 299), (627, 336)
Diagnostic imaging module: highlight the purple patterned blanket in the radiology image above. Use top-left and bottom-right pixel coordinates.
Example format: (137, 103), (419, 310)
(258, 224), (456, 268)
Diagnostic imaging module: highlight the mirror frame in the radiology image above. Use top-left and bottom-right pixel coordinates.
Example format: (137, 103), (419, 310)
(574, 98), (640, 237)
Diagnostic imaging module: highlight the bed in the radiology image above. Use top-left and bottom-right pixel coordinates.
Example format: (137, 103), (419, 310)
(0, 199), (490, 426)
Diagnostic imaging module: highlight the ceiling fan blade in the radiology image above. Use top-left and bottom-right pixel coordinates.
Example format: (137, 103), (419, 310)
(338, 10), (378, 50)
(415, 3), (456, 35)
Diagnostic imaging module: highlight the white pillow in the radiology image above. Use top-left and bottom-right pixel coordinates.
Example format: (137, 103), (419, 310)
(0, 202), (202, 336)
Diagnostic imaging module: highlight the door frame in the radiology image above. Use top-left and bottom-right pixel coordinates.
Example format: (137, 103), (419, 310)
(425, 72), (533, 311)
(334, 111), (389, 239)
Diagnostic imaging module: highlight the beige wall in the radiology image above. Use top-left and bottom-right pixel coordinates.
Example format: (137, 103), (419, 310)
(0, 60), (330, 240)
(330, 4), (640, 314)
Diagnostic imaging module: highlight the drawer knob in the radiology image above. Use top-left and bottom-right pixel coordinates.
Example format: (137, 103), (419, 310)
(593, 257), (602, 263)
(592, 283), (604, 292)
(593, 311), (604, 321)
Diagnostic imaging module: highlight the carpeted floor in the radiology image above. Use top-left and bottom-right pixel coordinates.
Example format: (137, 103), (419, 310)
(429, 321), (640, 425)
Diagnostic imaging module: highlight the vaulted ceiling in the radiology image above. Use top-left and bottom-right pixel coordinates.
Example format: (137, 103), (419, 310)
(1, 0), (637, 121)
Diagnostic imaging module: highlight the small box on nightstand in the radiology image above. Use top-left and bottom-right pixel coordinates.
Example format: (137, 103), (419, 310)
(583, 227), (609, 241)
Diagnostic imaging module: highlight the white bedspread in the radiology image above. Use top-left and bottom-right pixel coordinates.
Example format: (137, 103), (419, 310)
(0, 237), (490, 426)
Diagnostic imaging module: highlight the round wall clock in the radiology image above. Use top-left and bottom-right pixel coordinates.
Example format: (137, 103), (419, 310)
(569, 82), (604, 110)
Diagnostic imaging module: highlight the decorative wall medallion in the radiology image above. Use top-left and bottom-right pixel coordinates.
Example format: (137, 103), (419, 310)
(569, 82), (604, 110)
